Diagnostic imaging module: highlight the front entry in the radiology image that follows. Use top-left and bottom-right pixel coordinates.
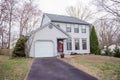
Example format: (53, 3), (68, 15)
(57, 39), (64, 53)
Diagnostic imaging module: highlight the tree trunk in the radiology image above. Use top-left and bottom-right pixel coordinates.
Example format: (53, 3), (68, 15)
(1, 28), (4, 49)
(8, 12), (12, 49)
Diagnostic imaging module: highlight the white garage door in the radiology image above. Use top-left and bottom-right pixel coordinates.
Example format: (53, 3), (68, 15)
(35, 41), (54, 57)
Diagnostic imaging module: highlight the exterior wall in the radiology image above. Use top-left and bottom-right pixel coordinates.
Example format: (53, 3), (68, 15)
(29, 15), (90, 57)
(41, 15), (51, 27)
(53, 22), (90, 54)
(29, 24), (68, 57)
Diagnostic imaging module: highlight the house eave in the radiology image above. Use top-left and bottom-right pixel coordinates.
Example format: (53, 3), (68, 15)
(51, 21), (90, 25)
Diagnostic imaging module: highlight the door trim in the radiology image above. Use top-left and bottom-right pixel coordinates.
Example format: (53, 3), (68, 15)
(57, 39), (64, 53)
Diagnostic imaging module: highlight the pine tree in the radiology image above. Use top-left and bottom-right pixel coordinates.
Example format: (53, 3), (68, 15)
(90, 26), (100, 55)
(12, 35), (26, 57)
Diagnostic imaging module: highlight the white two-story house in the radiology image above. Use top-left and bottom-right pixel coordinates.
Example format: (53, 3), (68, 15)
(28, 13), (90, 57)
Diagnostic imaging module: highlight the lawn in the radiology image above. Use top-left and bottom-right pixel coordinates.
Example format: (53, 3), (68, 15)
(0, 55), (33, 80)
(60, 55), (120, 80)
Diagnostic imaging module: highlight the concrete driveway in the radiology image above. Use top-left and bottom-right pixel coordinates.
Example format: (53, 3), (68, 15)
(26, 57), (98, 80)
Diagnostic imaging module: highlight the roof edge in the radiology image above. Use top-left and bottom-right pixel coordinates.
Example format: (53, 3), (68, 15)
(29, 22), (71, 38)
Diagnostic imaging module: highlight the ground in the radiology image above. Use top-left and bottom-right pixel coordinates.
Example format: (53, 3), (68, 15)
(0, 55), (33, 80)
(60, 55), (120, 80)
(27, 58), (97, 80)
(0, 55), (120, 80)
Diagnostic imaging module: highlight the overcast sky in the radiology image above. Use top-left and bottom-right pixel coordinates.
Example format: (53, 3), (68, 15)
(35, 0), (94, 15)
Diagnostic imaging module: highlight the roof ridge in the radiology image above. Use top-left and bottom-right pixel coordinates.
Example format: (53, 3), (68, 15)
(45, 13), (87, 21)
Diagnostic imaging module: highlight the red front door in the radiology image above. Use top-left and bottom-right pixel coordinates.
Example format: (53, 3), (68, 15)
(58, 40), (63, 52)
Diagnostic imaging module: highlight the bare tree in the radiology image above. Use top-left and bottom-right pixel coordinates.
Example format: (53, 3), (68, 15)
(0, 25), (8, 48)
(116, 34), (120, 45)
(17, 0), (41, 35)
(4, 0), (18, 49)
(93, 0), (120, 26)
(0, 0), (9, 48)
(66, 2), (93, 21)
(94, 17), (120, 48)
(16, 0), (41, 57)
(92, 0), (120, 47)
(0, 0), (41, 50)
(93, 0), (120, 18)
(25, 32), (35, 57)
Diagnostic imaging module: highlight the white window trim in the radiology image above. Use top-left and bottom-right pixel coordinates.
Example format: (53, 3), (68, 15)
(74, 25), (79, 33)
(66, 39), (72, 50)
(74, 38), (80, 50)
(82, 38), (87, 50)
(66, 24), (71, 32)
(81, 25), (86, 33)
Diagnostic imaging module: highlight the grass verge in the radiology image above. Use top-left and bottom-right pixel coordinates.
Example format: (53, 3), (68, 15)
(0, 55), (33, 80)
(60, 55), (120, 80)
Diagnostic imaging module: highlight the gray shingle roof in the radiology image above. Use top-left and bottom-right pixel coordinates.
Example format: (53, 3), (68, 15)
(45, 13), (90, 25)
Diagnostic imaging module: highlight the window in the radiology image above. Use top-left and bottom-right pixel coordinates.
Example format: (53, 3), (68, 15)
(66, 39), (72, 50)
(66, 24), (71, 32)
(74, 25), (79, 33)
(81, 25), (86, 33)
(82, 39), (87, 50)
(75, 39), (80, 50)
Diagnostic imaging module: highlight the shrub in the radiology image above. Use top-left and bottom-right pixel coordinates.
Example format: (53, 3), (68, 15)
(104, 47), (113, 56)
(113, 47), (120, 58)
(70, 52), (78, 55)
(90, 25), (100, 55)
(12, 35), (26, 57)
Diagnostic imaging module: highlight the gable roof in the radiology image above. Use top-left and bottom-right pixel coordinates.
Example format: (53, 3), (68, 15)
(28, 22), (70, 38)
(45, 13), (90, 25)
(51, 23), (70, 37)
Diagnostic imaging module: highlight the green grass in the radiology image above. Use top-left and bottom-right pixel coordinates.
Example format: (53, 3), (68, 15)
(0, 55), (33, 80)
(61, 55), (120, 80)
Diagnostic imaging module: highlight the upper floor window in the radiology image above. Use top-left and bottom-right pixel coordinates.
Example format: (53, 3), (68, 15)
(74, 25), (79, 33)
(75, 39), (80, 50)
(82, 39), (87, 50)
(66, 39), (72, 50)
(81, 25), (86, 33)
(66, 24), (71, 32)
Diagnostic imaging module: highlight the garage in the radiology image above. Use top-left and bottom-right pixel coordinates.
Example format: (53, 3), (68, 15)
(35, 41), (54, 57)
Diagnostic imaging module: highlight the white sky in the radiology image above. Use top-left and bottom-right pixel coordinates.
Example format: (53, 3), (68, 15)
(35, 0), (93, 15)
